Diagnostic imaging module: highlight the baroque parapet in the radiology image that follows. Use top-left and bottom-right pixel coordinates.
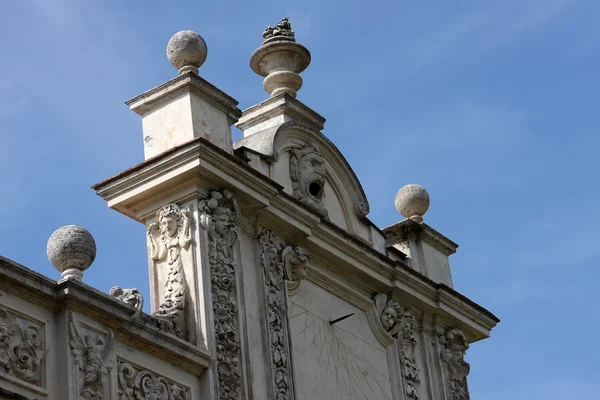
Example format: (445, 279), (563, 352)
(0, 306), (44, 387)
(370, 294), (421, 400)
(147, 204), (192, 339)
(69, 313), (114, 400)
(118, 360), (191, 400)
(200, 190), (243, 400)
(258, 228), (309, 400)
(440, 328), (470, 400)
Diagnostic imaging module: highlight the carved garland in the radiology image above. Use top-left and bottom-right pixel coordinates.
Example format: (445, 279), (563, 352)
(147, 204), (191, 339)
(118, 360), (191, 400)
(0, 307), (44, 386)
(258, 228), (309, 400)
(375, 294), (421, 400)
(440, 328), (470, 400)
(199, 190), (242, 400)
(69, 313), (114, 400)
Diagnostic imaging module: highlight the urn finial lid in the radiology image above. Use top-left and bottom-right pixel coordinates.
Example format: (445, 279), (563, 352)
(47, 225), (97, 281)
(395, 184), (430, 223)
(167, 30), (208, 75)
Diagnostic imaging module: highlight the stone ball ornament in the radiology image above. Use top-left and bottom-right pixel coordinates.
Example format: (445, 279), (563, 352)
(395, 184), (430, 223)
(166, 30), (208, 75)
(47, 225), (96, 281)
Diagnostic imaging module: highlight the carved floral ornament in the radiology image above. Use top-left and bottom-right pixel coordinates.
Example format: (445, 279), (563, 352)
(69, 313), (114, 400)
(440, 328), (471, 400)
(199, 190), (243, 400)
(373, 294), (421, 400)
(0, 306), (44, 386)
(258, 228), (309, 400)
(289, 143), (328, 217)
(118, 360), (190, 400)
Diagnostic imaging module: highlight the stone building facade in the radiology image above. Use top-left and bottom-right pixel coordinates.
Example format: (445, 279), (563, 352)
(0, 18), (498, 400)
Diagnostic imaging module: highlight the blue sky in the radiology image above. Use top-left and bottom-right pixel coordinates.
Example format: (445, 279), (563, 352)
(1, 0), (598, 398)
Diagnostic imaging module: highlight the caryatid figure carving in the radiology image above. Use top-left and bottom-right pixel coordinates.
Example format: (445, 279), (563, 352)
(147, 204), (191, 339)
(440, 328), (471, 400)
(290, 143), (328, 217)
(374, 294), (421, 400)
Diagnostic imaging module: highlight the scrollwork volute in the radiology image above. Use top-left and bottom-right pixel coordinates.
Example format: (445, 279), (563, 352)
(69, 313), (114, 400)
(258, 228), (309, 400)
(147, 204), (191, 339)
(0, 307), (44, 386)
(374, 294), (421, 400)
(200, 190), (242, 400)
(440, 328), (470, 400)
(289, 143), (328, 217)
(117, 360), (190, 400)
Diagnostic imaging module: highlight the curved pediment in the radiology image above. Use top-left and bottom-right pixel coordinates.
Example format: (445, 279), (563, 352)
(234, 122), (370, 234)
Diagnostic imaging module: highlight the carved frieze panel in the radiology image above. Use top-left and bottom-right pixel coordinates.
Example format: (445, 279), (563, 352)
(0, 306), (44, 387)
(370, 294), (421, 400)
(440, 328), (470, 400)
(258, 228), (309, 400)
(117, 360), (190, 400)
(199, 190), (242, 400)
(147, 204), (191, 339)
(69, 313), (114, 400)
(289, 143), (328, 217)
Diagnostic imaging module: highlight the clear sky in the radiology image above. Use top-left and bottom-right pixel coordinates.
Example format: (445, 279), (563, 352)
(1, 1), (598, 398)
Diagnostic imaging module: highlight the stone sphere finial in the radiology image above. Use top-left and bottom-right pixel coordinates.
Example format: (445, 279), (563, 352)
(47, 225), (96, 281)
(395, 184), (430, 223)
(166, 30), (208, 75)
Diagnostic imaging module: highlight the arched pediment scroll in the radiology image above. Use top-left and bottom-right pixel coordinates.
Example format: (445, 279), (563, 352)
(234, 122), (371, 235)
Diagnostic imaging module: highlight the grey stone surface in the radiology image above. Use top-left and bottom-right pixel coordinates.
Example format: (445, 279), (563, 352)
(395, 184), (430, 223)
(46, 225), (96, 280)
(167, 30), (208, 75)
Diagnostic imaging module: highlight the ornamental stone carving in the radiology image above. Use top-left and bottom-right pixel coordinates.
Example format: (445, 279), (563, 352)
(258, 228), (309, 400)
(0, 307), (44, 386)
(117, 360), (190, 400)
(374, 294), (421, 400)
(440, 328), (470, 400)
(147, 204), (191, 339)
(199, 190), (242, 400)
(69, 313), (114, 400)
(290, 143), (328, 217)
(262, 17), (295, 42)
(110, 286), (144, 319)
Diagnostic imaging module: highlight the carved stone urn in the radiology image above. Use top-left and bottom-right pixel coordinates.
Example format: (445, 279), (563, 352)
(250, 17), (311, 98)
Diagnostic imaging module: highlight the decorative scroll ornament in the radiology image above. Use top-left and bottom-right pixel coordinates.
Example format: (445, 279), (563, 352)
(110, 287), (144, 320)
(117, 361), (191, 400)
(0, 307), (44, 386)
(258, 228), (309, 400)
(374, 294), (421, 400)
(262, 16), (295, 41)
(147, 204), (191, 339)
(69, 314), (114, 400)
(199, 190), (242, 400)
(290, 143), (328, 217)
(440, 328), (470, 400)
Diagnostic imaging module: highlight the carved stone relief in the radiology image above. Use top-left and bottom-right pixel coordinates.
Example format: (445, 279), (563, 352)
(289, 143), (328, 217)
(0, 307), (44, 386)
(147, 204), (191, 339)
(117, 360), (191, 400)
(199, 190), (242, 400)
(69, 313), (114, 400)
(258, 228), (309, 400)
(373, 294), (421, 400)
(440, 328), (470, 400)
(262, 16), (295, 41)
(110, 287), (144, 320)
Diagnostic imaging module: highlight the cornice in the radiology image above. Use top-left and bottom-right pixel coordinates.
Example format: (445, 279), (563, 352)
(384, 220), (458, 256)
(0, 257), (210, 376)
